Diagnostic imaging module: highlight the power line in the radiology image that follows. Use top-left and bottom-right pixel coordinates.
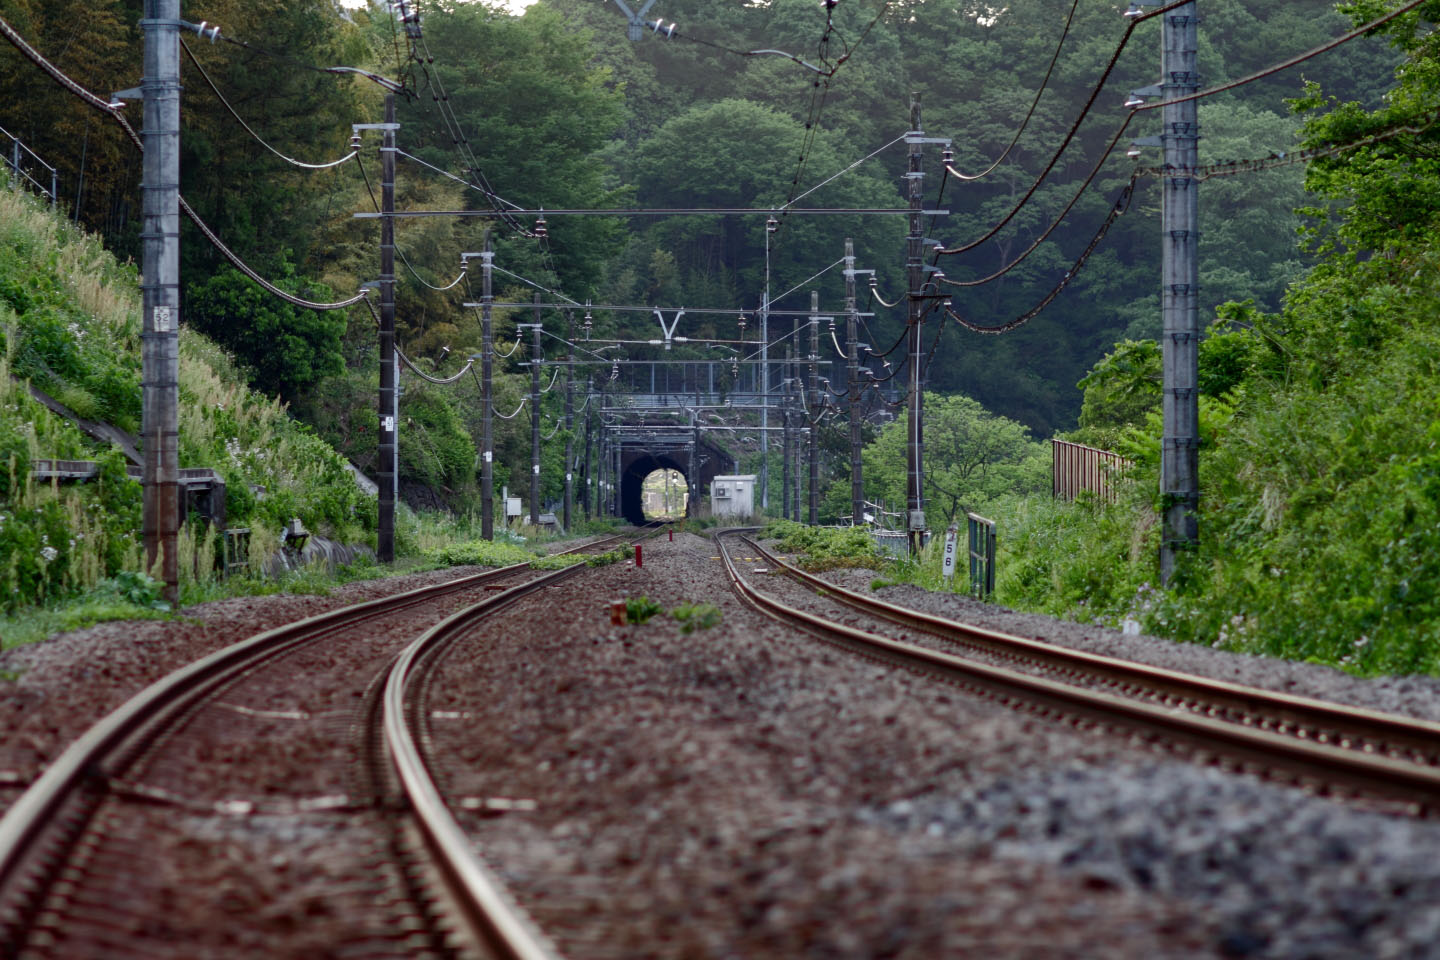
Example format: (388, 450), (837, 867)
(935, 0), (1190, 258)
(1131, 0), (1428, 115)
(946, 0), (1081, 183)
(945, 175), (1138, 336)
(936, 114), (1136, 288)
(181, 38), (358, 170)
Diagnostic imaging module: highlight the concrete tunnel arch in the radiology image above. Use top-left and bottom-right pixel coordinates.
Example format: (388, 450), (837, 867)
(620, 453), (690, 525)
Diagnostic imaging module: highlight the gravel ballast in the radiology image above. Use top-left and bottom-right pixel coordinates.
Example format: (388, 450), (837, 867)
(6, 534), (1440, 956)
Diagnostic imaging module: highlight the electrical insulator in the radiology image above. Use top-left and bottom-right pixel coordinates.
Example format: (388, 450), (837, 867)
(766, 217), (779, 234)
(534, 215), (548, 239)
(737, 316), (747, 340)
(350, 134), (362, 152)
(942, 146), (954, 165)
(583, 310), (593, 339)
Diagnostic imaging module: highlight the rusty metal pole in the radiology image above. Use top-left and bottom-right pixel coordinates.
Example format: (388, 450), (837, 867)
(377, 94), (397, 563)
(141, 0), (181, 601)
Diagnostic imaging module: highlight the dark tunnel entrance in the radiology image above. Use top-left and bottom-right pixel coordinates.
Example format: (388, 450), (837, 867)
(620, 453), (690, 525)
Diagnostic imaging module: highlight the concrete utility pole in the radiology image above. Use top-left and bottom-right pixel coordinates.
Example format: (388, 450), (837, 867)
(782, 335), (794, 521)
(529, 294), (542, 527)
(583, 375), (594, 518)
(808, 291), (820, 525)
(564, 311), (575, 532)
(845, 238), (864, 527)
(376, 94), (398, 563)
(905, 94), (927, 557)
(688, 410), (699, 517)
(1159, 2), (1200, 584)
(480, 235), (495, 541)
(141, 0), (181, 602)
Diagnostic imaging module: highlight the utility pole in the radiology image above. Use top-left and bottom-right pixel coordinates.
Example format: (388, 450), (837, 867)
(688, 409), (699, 518)
(583, 375), (594, 519)
(376, 94), (398, 562)
(529, 294), (542, 528)
(782, 334), (793, 522)
(564, 310), (575, 533)
(905, 93), (927, 557)
(480, 234), (495, 541)
(845, 238), (864, 527)
(808, 291), (820, 524)
(761, 216), (777, 512)
(141, 0), (181, 602)
(1160, 1), (1200, 584)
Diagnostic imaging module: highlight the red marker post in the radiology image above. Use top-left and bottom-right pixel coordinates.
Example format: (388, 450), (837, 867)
(635, 543), (643, 567)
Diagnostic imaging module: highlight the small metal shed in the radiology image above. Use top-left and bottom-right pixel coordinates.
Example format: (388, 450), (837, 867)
(709, 474), (756, 519)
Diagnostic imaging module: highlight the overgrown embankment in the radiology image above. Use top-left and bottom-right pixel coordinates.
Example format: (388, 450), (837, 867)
(0, 182), (374, 616)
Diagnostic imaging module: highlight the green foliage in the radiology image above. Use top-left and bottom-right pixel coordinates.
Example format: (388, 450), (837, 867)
(426, 539), (538, 568)
(529, 552), (587, 570)
(763, 519), (884, 572)
(996, 0), (1440, 678)
(624, 594), (664, 624)
(184, 262), (345, 403)
(671, 601), (722, 633)
(583, 544), (634, 567)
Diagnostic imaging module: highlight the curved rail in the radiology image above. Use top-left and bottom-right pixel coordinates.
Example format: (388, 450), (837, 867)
(381, 525), (659, 958)
(382, 564), (589, 960)
(0, 531), (633, 944)
(741, 535), (1440, 768)
(716, 531), (1440, 812)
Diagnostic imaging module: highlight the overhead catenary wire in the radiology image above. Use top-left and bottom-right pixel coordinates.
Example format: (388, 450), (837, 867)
(0, 13), (370, 312)
(936, 114), (1136, 288)
(946, 0), (1081, 183)
(397, 347), (475, 383)
(354, 151), (471, 293)
(181, 38), (357, 170)
(947, 175), (1138, 336)
(938, 0), (1434, 293)
(1131, 0), (1428, 116)
(935, 0), (1191, 258)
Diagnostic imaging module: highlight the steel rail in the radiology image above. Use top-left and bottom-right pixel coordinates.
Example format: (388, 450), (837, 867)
(716, 532), (1440, 812)
(382, 526), (661, 959)
(742, 535), (1440, 768)
(0, 532), (632, 937)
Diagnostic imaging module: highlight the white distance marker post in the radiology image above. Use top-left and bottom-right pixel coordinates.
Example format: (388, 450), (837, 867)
(941, 523), (959, 586)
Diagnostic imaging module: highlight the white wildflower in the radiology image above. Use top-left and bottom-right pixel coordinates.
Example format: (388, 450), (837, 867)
(40, 546), (58, 563)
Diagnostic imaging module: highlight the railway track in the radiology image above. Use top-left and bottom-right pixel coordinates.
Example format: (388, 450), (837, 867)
(718, 529), (1440, 814)
(0, 530), (647, 959)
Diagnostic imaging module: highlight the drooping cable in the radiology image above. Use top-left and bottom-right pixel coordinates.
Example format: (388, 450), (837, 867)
(397, 347), (475, 383)
(181, 38), (357, 170)
(946, 175), (1138, 335)
(946, 0), (1081, 182)
(935, 0), (1189, 257)
(0, 15), (371, 311)
(937, 115), (1135, 287)
(1132, 0), (1428, 116)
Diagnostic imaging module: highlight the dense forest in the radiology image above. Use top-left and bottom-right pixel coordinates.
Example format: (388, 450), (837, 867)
(4, 0), (1440, 671)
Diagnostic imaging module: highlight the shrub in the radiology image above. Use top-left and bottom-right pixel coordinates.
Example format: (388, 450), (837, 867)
(671, 601), (722, 633)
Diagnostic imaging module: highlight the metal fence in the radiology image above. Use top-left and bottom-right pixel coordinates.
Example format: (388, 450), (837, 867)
(1, 124), (57, 209)
(967, 512), (996, 600)
(1051, 438), (1131, 503)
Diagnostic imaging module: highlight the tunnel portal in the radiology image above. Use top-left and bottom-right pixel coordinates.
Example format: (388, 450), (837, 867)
(620, 453), (689, 526)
